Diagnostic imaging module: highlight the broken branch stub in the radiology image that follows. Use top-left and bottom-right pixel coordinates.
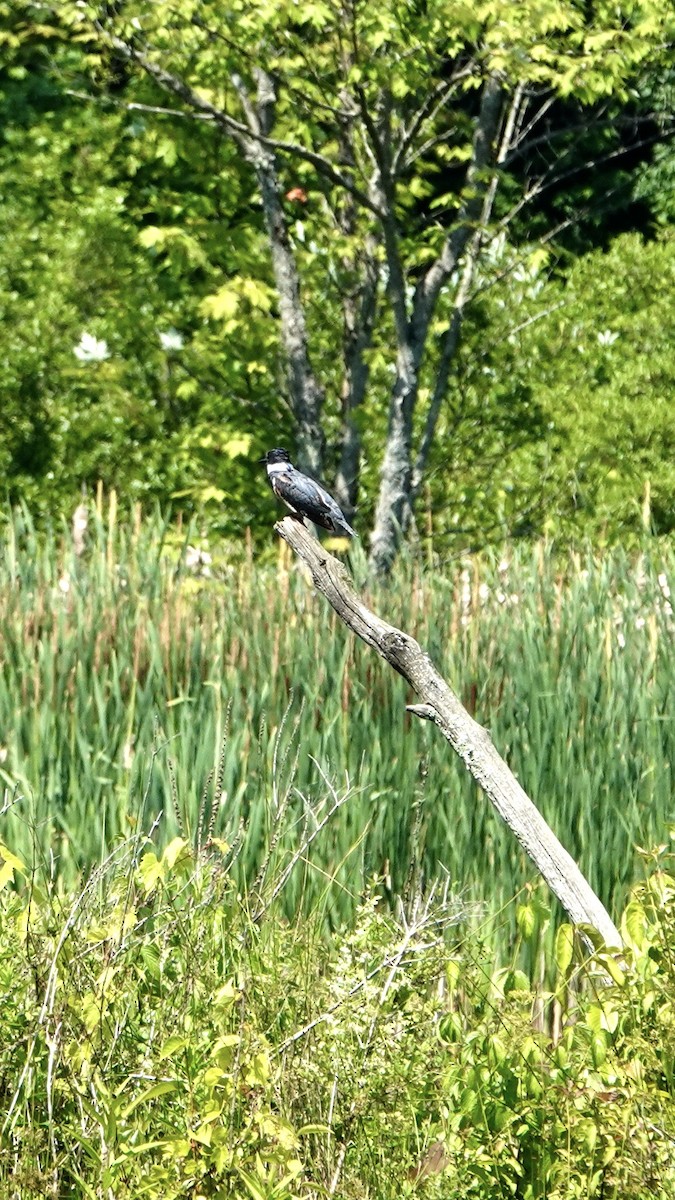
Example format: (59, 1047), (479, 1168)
(275, 517), (622, 948)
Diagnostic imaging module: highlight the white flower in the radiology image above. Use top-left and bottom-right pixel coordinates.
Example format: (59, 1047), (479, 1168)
(635, 616), (646, 630)
(617, 630), (626, 649)
(58, 574), (70, 595)
(658, 572), (671, 600)
(159, 328), (184, 351)
(478, 583), (490, 602)
(597, 329), (619, 346)
(73, 332), (109, 362)
(185, 545), (213, 576)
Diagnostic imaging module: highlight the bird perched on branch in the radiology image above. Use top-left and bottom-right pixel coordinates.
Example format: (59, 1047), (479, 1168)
(260, 448), (357, 538)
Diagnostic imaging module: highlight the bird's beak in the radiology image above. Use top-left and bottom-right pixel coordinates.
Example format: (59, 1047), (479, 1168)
(258, 455), (267, 464)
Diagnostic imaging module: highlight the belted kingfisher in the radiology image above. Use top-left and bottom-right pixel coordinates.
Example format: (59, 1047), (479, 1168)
(261, 448), (357, 538)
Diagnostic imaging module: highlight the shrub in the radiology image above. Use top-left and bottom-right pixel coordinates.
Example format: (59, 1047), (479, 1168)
(2, 831), (675, 1198)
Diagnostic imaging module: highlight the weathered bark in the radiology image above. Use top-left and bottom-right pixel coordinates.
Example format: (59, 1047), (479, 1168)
(333, 248), (379, 522)
(412, 86), (525, 495)
(102, 35), (325, 476)
(277, 517), (623, 948)
(368, 77), (506, 576)
(367, 159), (420, 573)
(333, 112), (381, 522)
(232, 71), (324, 477)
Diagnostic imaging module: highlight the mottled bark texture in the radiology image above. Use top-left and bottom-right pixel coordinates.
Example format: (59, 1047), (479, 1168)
(332, 111), (381, 523)
(368, 76), (506, 576)
(104, 37), (325, 478)
(102, 32), (525, 567)
(232, 70), (325, 478)
(276, 516), (623, 949)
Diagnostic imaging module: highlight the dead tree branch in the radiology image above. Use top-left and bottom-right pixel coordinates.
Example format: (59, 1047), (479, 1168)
(275, 517), (623, 948)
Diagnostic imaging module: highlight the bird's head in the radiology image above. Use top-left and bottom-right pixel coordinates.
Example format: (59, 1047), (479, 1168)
(260, 448), (292, 466)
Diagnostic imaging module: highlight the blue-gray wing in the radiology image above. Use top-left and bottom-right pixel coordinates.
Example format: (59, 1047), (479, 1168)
(278, 469), (356, 537)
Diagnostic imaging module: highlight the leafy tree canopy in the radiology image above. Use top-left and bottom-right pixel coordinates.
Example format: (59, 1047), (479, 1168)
(427, 229), (675, 547)
(0, 0), (673, 552)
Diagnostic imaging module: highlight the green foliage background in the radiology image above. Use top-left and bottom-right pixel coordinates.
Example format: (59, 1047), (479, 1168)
(1, 507), (674, 970)
(1, 1), (674, 546)
(427, 230), (675, 544)
(2, 825), (675, 1198)
(2, 8), (675, 1191)
(0, 3), (286, 529)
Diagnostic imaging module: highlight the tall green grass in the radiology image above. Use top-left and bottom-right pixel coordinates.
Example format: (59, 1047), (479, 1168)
(1, 498), (674, 942)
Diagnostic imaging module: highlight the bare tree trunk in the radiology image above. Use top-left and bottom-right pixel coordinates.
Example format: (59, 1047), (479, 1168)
(332, 107), (381, 521)
(413, 85), (525, 496)
(366, 156), (420, 573)
(368, 77), (505, 576)
(233, 70), (324, 476)
(411, 306), (463, 500)
(368, 348), (417, 573)
(277, 517), (623, 950)
(333, 242), (379, 519)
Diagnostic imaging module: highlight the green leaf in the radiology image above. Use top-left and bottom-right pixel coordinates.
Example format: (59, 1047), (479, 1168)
(162, 836), (190, 871)
(595, 952), (626, 987)
(621, 900), (648, 951)
(121, 1080), (182, 1119)
(237, 1167), (266, 1200)
(138, 225), (182, 249)
(0, 841), (25, 889)
(200, 286), (240, 321)
(245, 1050), (271, 1087)
(516, 902), (536, 940)
(555, 923), (574, 977)
(224, 435), (253, 458)
(214, 980), (239, 1008)
(138, 850), (164, 894)
(159, 1035), (190, 1060)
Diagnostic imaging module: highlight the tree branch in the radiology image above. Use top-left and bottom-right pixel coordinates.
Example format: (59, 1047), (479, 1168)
(394, 67), (477, 175)
(102, 31), (383, 215)
(275, 518), (623, 949)
(410, 75), (505, 351)
(65, 90), (214, 120)
(228, 66), (325, 475)
(412, 85), (524, 493)
(96, 26), (328, 473)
